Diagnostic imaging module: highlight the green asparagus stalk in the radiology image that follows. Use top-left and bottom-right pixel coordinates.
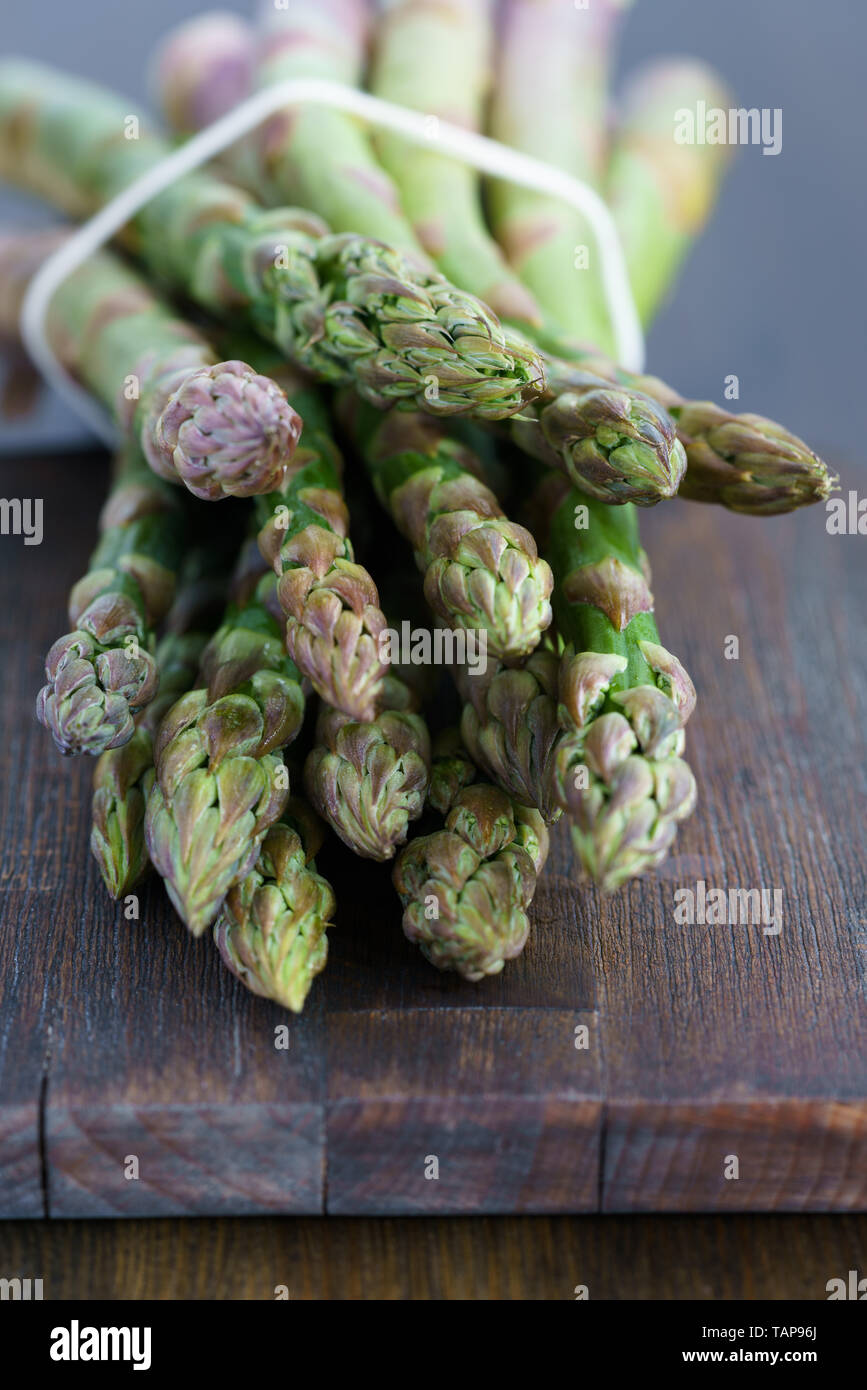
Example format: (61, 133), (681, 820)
(145, 548), (304, 935)
(247, 362), (389, 722)
(515, 353), (688, 505)
(369, 0), (542, 323)
(151, 10), (256, 137)
(488, 0), (630, 353)
(257, 1), (425, 256)
(214, 796), (335, 1013)
(154, 5), (424, 258)
(90, 551), (226, 897)
(339, 393), (553, 660)
(607, 58), (734, 328)
(455, 648), (564, 823)
(153, 6), (425, 260)
(0, 230), (302, 500)
(481, 5), (697, 885)
(90, 726), (155, 898)
(0, 60), (545, 421)
(543, 479), (697, 891)
(393, 783), (548, 979)
(35, 441), (184, 756)
(304, 671), (431, 861)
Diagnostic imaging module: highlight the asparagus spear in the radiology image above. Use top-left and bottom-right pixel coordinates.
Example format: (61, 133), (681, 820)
(214, 796), (335, 1013)
(482, 7), (697, 885)
(543, 479), (697, 891)
(90, 546), (228, 897)
(0, 220), (389, 726)
(455, 649), (564, 823)
(488, 0), (629, 353)
(607, 58), (734, 329)
(35, 441), (184, 756)
(0, 230), (301, 501)
(304, 671), (431, 862)
(339, 393), (553, 660)
(90, 551), (226, 897)
(155, 5), (424, 258)
(152, 11), (256, 137)
(393, 784), (548, 980)
(249, 361), (389, 722)
(145, 546), (304, 936)
(0, 60), (545, 421)
(368, 0), (541, 323)
(91, 633), (204, 899)
(258, 1), (425, 256)
(514, 353), (687, 505)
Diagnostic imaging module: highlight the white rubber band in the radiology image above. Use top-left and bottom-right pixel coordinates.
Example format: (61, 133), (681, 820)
(19, 77), (646, 445)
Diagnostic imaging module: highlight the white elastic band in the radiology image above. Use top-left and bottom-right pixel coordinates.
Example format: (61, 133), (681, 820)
(19, 77), (646, 445)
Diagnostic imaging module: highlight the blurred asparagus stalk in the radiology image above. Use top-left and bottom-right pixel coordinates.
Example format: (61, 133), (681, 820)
(368, 0), (541, 323)
(0, 229), (302, 501)
(366, 0), (690, 508)
(488, 0), (630, 353)
(607, 58), (735, 328)
(256, 0), (426, 256)
(215, 796), (335, 1013)
(155, 5), (425, 258)
(484, 8), (831, 514)
(597, 58), (828, 512)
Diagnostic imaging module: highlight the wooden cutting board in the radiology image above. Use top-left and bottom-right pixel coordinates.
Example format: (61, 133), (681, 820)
(1, 452), (864, 1218)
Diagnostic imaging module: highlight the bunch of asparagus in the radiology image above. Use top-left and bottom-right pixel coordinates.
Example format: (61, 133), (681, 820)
(0, 1), (834, 1010)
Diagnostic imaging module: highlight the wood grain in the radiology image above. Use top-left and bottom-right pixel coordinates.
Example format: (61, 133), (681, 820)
(0, 452), (864, 1217)
(2, 1212), (866, 1299)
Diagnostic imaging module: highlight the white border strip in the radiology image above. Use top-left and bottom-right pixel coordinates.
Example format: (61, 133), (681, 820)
(19, 77), (645, 445)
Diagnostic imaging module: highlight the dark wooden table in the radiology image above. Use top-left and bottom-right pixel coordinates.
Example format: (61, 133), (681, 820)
(1, 453), (865, 1239)
(2, 1212), (867, 1299)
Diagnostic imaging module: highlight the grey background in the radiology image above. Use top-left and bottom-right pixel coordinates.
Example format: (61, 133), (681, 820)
(0, 0), (863, 462)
